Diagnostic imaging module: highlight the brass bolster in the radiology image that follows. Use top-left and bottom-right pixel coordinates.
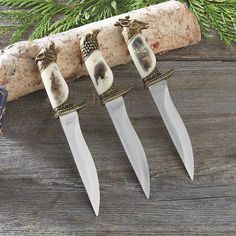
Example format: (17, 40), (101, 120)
(99, 86), (132, 106)
(143, 68), (174, 89)
(53, 98), (86, 119)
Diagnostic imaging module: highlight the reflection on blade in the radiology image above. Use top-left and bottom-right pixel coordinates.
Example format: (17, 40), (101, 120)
(105, 97), (150, 198)
(60, 112), (100, 215)
(149, 80), (194, 179)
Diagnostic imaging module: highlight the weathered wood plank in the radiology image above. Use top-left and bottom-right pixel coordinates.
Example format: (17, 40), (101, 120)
(0, 60), (235, 235)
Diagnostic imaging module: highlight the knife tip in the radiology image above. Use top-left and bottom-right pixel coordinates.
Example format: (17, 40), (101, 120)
(186, 164), (194, 180)
(189, 172), (194, 180)
(142, 182), (150, 199)
(94, 208), (99, 216)
(91, 201), (100, 216)
(87, 186), (100, 216)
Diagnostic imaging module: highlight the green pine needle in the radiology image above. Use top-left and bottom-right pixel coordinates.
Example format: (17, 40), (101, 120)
(0, 0), (235, 44)
(188, 0), (236, 45)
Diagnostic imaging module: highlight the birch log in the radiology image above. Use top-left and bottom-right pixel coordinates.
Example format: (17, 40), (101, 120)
(0, 0), (201, 101)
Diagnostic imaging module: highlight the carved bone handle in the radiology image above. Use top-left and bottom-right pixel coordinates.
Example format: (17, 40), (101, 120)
(115, 16), (174, 88)
(35, 42), (85, 118)
(80, 30), (131, 105)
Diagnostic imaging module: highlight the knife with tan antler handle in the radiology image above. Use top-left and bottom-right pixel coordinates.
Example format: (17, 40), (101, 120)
(80, 30), (150, 198)
(35, 42), (100, 215)
(115, 16), (194, 179)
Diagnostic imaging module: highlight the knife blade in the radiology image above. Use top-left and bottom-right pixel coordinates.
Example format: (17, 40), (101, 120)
(115, 16), (194, 179)
(80, 30), (150, 198)
(35, 42), (100, 215)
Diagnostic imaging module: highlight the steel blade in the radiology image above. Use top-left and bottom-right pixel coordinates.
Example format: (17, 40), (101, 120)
(105, 97), (150, 198)
(149, 80), (194, 179)
(60, 112), (100, 215)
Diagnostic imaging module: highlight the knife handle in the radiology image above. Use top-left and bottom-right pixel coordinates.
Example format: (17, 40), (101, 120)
(0, 86), (8, 134)
(80, 30), (131, 106)
(115, 16), (174, 88)
(36, 42), (85, 118)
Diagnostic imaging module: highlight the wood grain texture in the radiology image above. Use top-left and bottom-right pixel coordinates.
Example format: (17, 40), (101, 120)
(0, 4), (235, 233)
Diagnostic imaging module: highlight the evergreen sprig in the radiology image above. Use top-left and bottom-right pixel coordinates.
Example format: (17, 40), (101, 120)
(188, 0), (236, 45)
(0, 0), (235, 44)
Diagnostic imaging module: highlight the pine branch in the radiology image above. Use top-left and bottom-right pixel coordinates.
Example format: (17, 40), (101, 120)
(188, 0), (236, 45)
(0, 0), (235, 44)
(0, 0), (68, 43)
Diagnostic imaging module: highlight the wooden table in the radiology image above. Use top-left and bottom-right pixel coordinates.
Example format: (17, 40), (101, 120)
(0, 33), (235, 235)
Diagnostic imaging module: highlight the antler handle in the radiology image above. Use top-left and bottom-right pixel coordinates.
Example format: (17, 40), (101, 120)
(115, 16), (174, 88)
(80, 30), (131, 106)
(36, 42), (85, 118)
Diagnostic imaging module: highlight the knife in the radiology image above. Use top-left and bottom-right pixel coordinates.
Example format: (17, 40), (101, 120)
(80, 30), (150, 198)
(115, 16), (194, 179)
(0, 86), (8, 136)
(35, 42), (100, 215)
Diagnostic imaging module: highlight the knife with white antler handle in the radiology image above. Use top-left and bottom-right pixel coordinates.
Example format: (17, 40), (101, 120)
(80, 30), (150, 198)
(35, 42), (100, 215)
(115, 16), (194, 179)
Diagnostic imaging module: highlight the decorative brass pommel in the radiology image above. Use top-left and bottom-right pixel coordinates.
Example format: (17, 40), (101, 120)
(35, 41), (60, 72)
(115, 16), (149, 43)
(53, 99), (86, 119)
(143, 68), (175, 89)
(99, 86), (132, 106)
(80, 29), (100, 61)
